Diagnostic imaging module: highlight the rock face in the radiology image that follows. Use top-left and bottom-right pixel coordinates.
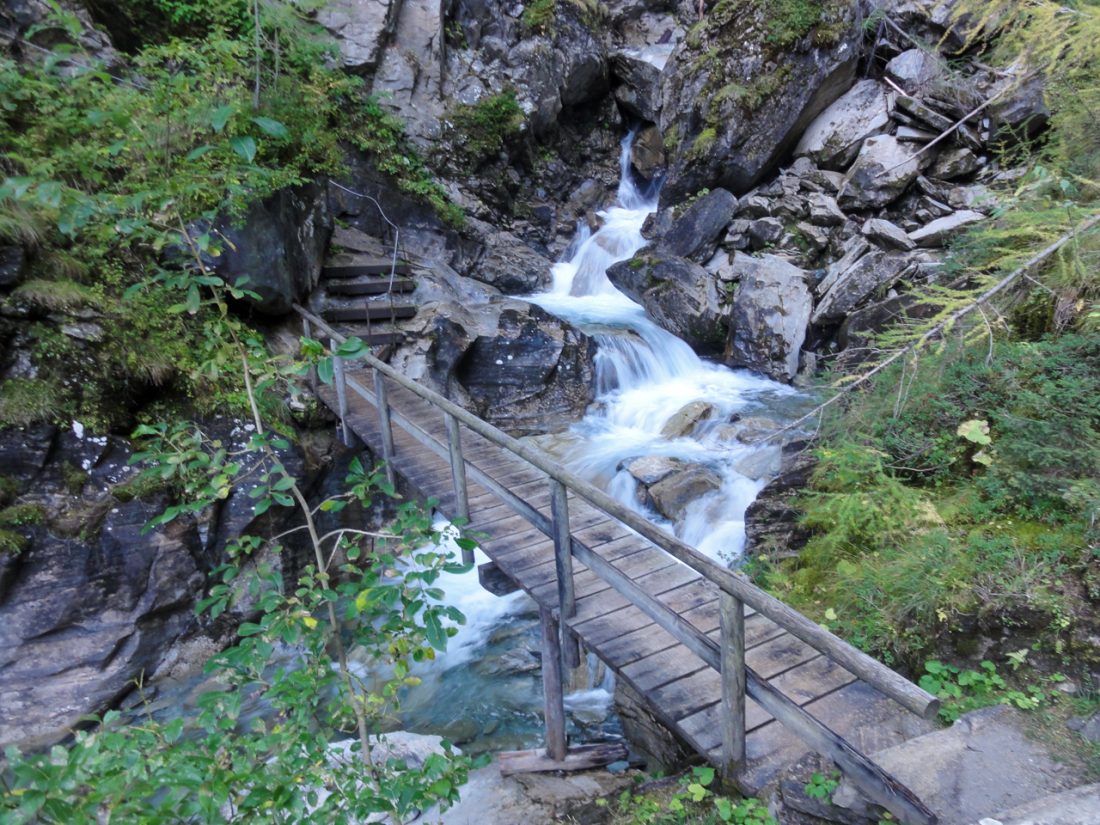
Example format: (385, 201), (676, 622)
(466, 224), (554, 294)
(212, 181), (333, 316)
(318, 0), (402, 74)
(0, 499), (205, 750)
(725, 254), (812, 382)
(658, 1), (860, 202)
(794, 79), (893, 169)
(611, 49), (662, 122)
(606, 254), (728, 355)
(454, 302), (597, 436)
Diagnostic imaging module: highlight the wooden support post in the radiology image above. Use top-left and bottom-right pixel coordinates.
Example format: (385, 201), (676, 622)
(303, 317), (317, 391)
(444, 413), (471, 563)
(719, 591), (746, 779)
(551, 479), (580, 670)
(539, 606), (567, 762)
(331, 338), (352, 447)
(372, 369), (396, 487)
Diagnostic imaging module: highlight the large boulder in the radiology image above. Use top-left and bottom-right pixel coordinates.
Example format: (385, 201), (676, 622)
(211, 181), (333, 316)
(647, 465), (722, 522)
(454, 302), (597, 436)
(837, 135), (923, 210)
(606, 254), (728, 355)
(465, 225), (554, 294)
(0, 491), (204, 750)
(885, 48), (941, 94)
(612, 49), (663, 122)
(725, 253), (812, 382)
(658, 0), (860, 203)
(811, 249), (912, 324)
(659, 188), (738, 262)
(794, 79), (894, 170)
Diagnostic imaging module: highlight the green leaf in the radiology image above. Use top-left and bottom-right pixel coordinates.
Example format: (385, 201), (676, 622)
(185, 144), (216, 161)
(956, 419), (992, 445)
(251, 116), (289, 139)
(210, 105), (234, 133)
(424, 612), (447, 651)
(238, 622), (264, 637)
(229, 135), (257, 163)
(317, 357), (334, 385)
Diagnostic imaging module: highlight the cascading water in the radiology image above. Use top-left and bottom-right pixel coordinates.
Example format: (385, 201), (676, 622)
(531, 132), (799, 563)
(392, 131), (810, 750)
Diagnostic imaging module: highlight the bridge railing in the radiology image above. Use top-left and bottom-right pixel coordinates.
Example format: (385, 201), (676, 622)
(293, 305), (939, 825)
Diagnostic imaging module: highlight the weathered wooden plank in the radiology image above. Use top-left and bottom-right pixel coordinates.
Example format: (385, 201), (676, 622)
(539, 606), (567, 761)
(720, 592), (746, 775)
(497, 742), (628, 776)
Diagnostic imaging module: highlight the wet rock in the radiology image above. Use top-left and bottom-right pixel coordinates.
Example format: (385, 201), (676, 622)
(606, 254), (728, 355)
(725, 253), (812, 382)
(211, 181), (332, 316)
(658, 2), (861, 202)
(455, 302), (597, 437)
(731, 445), (783, 480)
(660, 401), (716, 439)
(885, 48), (941, 94)
(0, 424), (56, 485)
(622, 456), (687, 487)
(908, 209), (984, 247)
(1067, 712), (1100, 743)
(318, 0), (402, 74)
(631, 124), (666, 182)
(660, 188), (738, 262)
(812, 249), (911, 324)
(862, 218), (916, 251)
(838, 135), (924, 210)
(794, 79), (893, 170)
(0, 246), (26, 287)
(648, 465), (722, 522)
(744, 445), (814, 557)
(611, 49), (662, 121)
(929, 146), (982, 180)
(0, 498), (205, 750)
(467, 227), (554, 294)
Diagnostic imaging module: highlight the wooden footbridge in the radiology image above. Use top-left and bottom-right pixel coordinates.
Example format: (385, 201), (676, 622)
(293, 304), (940, 825)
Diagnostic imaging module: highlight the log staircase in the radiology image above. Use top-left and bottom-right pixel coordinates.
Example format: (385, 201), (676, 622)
(308, 226), (418, 349)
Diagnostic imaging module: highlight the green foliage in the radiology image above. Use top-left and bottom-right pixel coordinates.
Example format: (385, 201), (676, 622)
(0, 503), (45, 527)
(754, 331), (1099, 662)
(522, 0), (557, 34)
(350, 97), (463, 226)
(803, 771), (839, 801)
(0, 378), (65, 427)
(611, 767), (775, 825)
(919, 659), (1053, 723)
(10, 278), (103, 312)
(0, 528), (27, 555)
(445, 91), (525, 170)
(2, 274), (482, 820)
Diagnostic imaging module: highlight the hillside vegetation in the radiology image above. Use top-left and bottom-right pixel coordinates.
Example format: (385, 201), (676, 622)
(749, 0), (1100, 733)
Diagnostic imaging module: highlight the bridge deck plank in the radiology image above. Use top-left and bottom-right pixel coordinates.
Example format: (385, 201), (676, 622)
(315, 369), (924, 803)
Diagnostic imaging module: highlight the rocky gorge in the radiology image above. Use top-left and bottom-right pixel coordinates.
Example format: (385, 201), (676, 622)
(2, 0), (1095, 816)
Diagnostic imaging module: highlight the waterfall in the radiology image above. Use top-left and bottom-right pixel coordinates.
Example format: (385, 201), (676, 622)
(530, 132), (797, 565)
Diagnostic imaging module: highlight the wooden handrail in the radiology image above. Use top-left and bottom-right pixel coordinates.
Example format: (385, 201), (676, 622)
(296, 303), (938, 720)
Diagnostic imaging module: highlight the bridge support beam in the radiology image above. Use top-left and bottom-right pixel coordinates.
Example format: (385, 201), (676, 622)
(443, 413), (472, 564)
(550, 479), (580, 670)
(372, 370), (396, 487)
(539, 606), (568, 761)
(719, 592), (746, 779)
(331, 339), (355, 448)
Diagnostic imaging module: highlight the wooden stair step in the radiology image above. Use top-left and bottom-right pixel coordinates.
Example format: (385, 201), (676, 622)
(325, 278), (416, 296)
(321, 304), (417, 322)
(323, 255), (411, 278)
